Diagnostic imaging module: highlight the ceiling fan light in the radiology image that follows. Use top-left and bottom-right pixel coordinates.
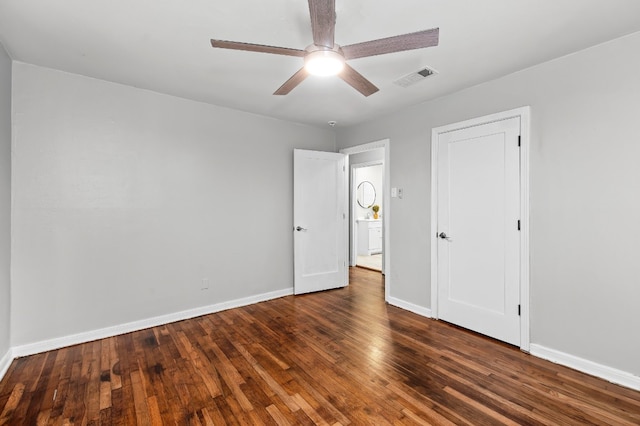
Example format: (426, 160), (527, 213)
(304, 50), (345, 76)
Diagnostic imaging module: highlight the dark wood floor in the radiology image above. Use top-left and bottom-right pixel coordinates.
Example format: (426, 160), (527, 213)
(1, 268), (639, 425)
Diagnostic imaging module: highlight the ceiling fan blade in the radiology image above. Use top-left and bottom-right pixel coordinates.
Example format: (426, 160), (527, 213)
(308, 0), (335, 48)
(338, 64), (379, 97)
(341, 28), (439, 60)
(274, 68), (309, 95)
(210, 39), (305, 57)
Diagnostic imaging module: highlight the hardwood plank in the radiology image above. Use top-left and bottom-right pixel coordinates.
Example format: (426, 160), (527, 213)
(48, 345), (79, 423)
(147, 395), (163, 425)
(0, 383), (25, 422)
(292, 393), (330, 426)
(59, 356), (85, 424)
(386, 382), (467, 426)
(1, 267), (639, 424)
(130, 370), (152, 424)
(444, 385), (521, 426)
(108, 336), (122, 391)
(201, 406), (226, 426)
(116, 333), (139, 424)
(266, 403), (292, 426)
(231, 341), (300, 412)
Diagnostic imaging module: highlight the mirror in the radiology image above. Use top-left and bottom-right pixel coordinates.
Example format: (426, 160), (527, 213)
(357, 181), (376, 208)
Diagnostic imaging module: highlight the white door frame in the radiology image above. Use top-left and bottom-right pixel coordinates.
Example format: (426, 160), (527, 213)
(340, 139), (391, 302)
(350, 160), (384, 268)
(430, 107), (531, 352)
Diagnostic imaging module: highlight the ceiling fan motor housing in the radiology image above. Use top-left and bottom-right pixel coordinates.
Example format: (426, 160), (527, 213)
(304, 45), (345, 76)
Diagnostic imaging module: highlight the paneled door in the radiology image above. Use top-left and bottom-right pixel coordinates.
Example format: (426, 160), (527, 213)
(436, 117), (521, 345)
(293, 149), (348, 295)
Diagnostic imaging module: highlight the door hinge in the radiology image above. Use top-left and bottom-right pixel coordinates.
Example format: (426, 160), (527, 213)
(518, 304), (521, 316)
(343, 165), (345, 172)
(517, 220), (521, 231)
(518, 135), (521, 147)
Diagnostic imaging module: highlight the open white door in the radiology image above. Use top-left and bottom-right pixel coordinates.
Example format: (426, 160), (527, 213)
(294, 149), (348, 295)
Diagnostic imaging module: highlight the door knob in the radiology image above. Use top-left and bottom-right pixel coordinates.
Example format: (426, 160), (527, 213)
(439, 232), (452, 240)
(295, 226), (307, 232)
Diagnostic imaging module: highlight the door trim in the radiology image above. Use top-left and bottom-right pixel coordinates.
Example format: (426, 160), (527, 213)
(340, 139), (391, 303)
(430, 107), (531, 351)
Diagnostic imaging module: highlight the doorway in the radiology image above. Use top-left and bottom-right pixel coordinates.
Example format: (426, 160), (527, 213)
(352, 161), (384, 272)
(431, 107), (530, 351)
(340, 140), (391, 302)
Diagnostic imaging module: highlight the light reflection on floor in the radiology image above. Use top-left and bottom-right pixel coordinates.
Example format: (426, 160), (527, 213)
(356, 254), (382, 271)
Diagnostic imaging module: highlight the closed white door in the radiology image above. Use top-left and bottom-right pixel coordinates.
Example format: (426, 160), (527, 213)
(436, 117), (521, 345)
(294, 149), (348, 295)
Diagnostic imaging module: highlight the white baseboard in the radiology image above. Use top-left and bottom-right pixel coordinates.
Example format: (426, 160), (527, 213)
(12, 287), (293, 358)
(0, 347), (13, 382)
(387, 297), (432, 318)
(530, 344), (640, 391)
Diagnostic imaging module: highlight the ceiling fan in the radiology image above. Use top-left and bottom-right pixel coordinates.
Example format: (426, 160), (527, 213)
(210, 0), (439, 97)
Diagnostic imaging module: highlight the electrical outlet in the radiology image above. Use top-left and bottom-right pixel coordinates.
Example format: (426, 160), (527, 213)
(201, 278), (209, 290)
(397, 188), (404, 199)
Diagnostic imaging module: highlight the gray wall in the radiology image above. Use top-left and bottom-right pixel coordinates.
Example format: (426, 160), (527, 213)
(0, 43), (11, 361)
(10, 62), (335, 347)
(336, 32), (640, 376)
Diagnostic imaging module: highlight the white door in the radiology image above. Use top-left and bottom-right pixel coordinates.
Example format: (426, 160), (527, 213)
(294, 149), (348, 295)
(436, 117), (521, 345)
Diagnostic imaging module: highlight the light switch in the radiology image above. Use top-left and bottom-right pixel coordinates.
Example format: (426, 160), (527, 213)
(391, 187), (398, 198)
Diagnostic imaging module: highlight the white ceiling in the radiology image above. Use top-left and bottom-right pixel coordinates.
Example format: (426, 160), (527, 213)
(1, 1), (640, 128)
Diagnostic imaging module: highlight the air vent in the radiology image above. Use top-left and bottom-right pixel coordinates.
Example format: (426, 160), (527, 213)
(394, 67), (438, 88)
